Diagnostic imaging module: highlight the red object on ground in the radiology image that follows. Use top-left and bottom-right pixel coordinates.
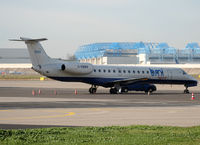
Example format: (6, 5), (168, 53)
(191, 93), (195, 100)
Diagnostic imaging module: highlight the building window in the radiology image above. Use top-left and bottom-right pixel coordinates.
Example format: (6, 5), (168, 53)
(147, 71), (149, 74)
(113, 70), (116, 73)
(137, 71), (140, 74)
(123, 70), (126, 73)
(103, 69), (106, 73)
(98, 69), (101, 72)
(108, 69), (111, 73)
(133, 70), (135, 73)
(142, 71), (144, 74)
(94, 69), (96, 72)
(118, 70), (121, 73)
(128, 70), (130, 73)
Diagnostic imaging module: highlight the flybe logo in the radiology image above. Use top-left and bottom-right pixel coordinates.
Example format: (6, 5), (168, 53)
(34, 50), (41, 54)
(149, 68), (164, 77)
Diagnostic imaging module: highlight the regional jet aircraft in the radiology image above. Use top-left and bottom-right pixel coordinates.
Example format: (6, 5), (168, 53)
(10, 37), (198, 94)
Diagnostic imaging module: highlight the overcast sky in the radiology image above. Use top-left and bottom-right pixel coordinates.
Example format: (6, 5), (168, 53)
(0, 0), (200, 58)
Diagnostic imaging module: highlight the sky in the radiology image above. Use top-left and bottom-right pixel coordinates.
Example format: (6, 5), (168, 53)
(0, 0), (200, 58)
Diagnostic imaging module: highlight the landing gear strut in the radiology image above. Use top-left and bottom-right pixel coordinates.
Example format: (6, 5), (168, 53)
(184, 86), (189, 94)
(89, 85), (97, 94)
(145, 88), (153, 95)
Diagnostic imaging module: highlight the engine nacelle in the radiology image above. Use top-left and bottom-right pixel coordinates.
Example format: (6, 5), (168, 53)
(61, 63), (93, 75)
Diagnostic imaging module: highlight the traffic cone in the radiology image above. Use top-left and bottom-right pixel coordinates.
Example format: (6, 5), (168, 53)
(75, 89), (77, 95)
(32, 90), (35, 96)
(38, 89), (41, 95)
(191, 93), (195, 100)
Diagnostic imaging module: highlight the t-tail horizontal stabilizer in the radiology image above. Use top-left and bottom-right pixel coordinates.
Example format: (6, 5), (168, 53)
(9, 37), (47, 42)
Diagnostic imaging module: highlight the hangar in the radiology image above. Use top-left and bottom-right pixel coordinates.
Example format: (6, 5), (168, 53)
(75, 42), (200, 65)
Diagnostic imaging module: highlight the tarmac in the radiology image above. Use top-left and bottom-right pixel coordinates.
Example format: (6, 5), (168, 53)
(0, 80), (200, 129)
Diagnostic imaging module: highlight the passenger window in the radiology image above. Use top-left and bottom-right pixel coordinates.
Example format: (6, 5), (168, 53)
(128, 70), (130, 73)
(142, 71), (144, 74)
(98, 69), (101, 72)
(147, 71), (149, 74)
(94, 69), (96, 72)
(103, 69), (106, 73)
(133, 70), (135, 73)
(137, 71), (140, 74)
(118, 70), (121, 73)
(123, 70), (126, 73)
(108, 69), (111, 73)
(113, 70), (116, 73)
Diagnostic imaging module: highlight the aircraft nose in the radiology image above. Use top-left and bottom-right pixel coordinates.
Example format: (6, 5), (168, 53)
(187, 75), (198, 86)
(191, 77), (198, 86)
(194, 79), (198, 85)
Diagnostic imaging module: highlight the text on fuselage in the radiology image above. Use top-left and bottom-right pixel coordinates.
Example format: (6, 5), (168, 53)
(77, 65), (89, 69)
(149, 68), (164, 77)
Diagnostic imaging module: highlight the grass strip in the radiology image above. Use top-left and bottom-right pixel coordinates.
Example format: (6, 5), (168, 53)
(0, 125), (200, 145)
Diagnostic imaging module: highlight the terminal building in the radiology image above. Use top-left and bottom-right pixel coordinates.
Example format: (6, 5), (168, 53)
(75, 42), (200, 65)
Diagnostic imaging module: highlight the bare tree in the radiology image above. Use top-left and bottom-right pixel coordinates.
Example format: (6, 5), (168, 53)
(66, 54), (77, 61)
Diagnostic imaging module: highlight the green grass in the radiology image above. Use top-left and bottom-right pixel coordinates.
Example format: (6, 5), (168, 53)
(0, 125), (200, 145)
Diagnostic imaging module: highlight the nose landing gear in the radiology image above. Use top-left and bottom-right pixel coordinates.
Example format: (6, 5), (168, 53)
(184, 86), (189, 94)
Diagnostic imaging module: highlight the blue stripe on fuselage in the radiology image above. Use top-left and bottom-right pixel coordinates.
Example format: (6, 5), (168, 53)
(48, 76), (197, 87)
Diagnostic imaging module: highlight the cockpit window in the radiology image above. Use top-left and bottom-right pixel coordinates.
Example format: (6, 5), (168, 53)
(182, 70), (187, 75)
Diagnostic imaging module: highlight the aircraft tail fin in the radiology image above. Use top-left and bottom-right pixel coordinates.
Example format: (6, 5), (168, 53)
(10, 37), (51, 67)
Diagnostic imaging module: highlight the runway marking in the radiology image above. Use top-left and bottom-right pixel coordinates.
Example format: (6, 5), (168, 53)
(0, 111), (75, 121)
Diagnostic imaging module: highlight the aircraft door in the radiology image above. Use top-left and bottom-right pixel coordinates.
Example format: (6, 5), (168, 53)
(167, 69), (173, 80)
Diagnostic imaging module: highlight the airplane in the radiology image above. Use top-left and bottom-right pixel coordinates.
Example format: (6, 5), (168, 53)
(10, 37), (198, 94)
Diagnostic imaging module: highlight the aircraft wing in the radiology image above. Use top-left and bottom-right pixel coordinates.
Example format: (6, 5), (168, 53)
(105, 77), (148, 86)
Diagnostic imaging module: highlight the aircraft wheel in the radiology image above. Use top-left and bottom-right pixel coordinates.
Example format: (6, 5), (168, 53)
(92, 88), (97, 94)
(145, 88), (153, 95)
(110, 88), (117, 94)
(184, 89), (189, 94)
(122, 88), (128, 93)
(124, 88), (128, 93)
(89, 88), (97, 94)
(89, 88), (92, 94)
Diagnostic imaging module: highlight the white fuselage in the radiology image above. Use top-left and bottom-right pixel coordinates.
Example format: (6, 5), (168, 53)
(36, 60), (197, 88)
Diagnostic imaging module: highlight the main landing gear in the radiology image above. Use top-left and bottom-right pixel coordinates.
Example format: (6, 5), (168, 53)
(89, 85), (97, 94)
(184, 86), (189, 94)
(110, 88), (118, 94)
(109, 87), (128, 94)
(145, 88), (153, 95)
